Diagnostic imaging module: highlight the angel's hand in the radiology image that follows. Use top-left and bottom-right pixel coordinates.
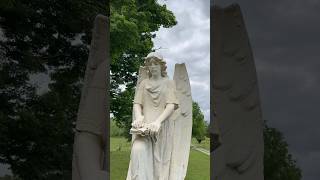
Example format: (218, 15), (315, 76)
(132, 120), (144, 128)
(147, 121), (161, 136)
(132, 116), (144, 128)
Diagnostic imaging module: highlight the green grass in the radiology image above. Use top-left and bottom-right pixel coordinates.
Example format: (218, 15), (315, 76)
(110, 137), (132, 152)
(191, 137), (210, 151)
(110, 137), (209, 180)
(110, 151), (130, 179)
(185, 150), (210, 180)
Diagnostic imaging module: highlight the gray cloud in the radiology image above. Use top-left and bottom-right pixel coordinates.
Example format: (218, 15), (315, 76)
(215, 0), (320, 179)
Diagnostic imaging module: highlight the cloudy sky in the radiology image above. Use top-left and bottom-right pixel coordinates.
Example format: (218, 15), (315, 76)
(215, 0), (320, 180)
(153, 0), (210, 122)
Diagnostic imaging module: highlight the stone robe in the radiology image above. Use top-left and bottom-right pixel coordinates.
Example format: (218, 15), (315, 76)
(126, 78), (179, 180)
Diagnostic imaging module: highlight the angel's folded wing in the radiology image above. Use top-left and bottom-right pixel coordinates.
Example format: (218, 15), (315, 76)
(169, 63), (192, 180)
(72, 14), (109, 179)
(212, 4), (264, 179)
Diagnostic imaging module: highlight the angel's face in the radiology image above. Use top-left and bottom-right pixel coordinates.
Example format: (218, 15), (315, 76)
(149, 61), (161, 77)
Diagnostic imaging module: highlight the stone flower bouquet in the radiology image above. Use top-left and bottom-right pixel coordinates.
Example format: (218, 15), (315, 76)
(130, 120), (159, 142)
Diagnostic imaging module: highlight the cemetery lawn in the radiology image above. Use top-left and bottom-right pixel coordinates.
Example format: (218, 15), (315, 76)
(191, 137), (210, 151)
(110, 137), (210, 180)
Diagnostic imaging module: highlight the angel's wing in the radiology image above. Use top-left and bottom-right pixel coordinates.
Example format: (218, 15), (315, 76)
(136, 66), (148, 86)
(169, 63), (192, 180)
(72, 14), (108, 179)
(212, 4), (264, 179)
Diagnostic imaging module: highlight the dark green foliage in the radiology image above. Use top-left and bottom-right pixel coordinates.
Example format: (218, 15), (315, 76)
(0, 175), (19, 180)
(192, 101), (206, 143)
(0, 0), (107, 179)
(264, 121), (302, 180)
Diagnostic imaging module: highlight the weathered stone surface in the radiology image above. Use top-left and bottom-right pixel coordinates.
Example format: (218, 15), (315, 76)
(72, 14), (109, 180)
(212, 4), (264, 180)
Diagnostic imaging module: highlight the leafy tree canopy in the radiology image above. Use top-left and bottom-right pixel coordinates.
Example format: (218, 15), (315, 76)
(0, 0), (107, 179)
(264, 121), (302, 180)
(192, 101), (207, 143)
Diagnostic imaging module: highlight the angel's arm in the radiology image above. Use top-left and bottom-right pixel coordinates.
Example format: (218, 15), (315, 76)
(131, 104), (144, 128)
(133, 104), (143, 122)
(155, 104), (175, 124)
(132, 79), (145, 124)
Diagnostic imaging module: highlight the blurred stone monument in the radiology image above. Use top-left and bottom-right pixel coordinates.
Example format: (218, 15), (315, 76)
(212, 4), (264, 180)
(72, 14), (109, 180)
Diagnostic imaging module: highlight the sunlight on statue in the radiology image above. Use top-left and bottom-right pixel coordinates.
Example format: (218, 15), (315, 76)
(126, 52), (193, 180)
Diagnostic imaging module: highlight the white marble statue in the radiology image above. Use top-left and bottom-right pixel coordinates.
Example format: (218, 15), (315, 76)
(72, 14), (109, 180)
(126, 52), (193, 180)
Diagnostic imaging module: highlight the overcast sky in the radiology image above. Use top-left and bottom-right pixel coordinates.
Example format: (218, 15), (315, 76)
(153, 0), (210, 122)
(215, 0), (320, 180)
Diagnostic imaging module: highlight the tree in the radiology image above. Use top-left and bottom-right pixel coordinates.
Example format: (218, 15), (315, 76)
(264, 121), (302, 180)
(0, 0), (177, 178)
(0, 0), (107, 179)
(110, 0), (177, 140)
(192, 101), (207, 143)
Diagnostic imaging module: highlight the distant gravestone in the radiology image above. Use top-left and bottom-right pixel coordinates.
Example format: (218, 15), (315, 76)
(212, 4), (264, 180)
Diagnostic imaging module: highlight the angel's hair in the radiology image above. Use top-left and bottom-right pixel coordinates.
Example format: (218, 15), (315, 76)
(144, 56), (168, 78)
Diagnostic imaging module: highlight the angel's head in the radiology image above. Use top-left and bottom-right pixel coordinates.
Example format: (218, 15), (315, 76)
(144, 52), (168, 78)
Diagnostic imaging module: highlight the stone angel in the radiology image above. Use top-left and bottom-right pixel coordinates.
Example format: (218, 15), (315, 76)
(126, 52), (193, 180)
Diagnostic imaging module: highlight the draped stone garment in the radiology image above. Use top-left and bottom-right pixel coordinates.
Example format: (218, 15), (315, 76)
(126, 78), (179, 180)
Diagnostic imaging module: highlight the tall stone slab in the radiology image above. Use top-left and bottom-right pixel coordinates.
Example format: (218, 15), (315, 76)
(212, 4), (264, 180)
(72, 14), (109, 180)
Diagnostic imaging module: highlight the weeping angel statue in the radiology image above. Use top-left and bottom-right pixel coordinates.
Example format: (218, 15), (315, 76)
(126, 52), (193, 180)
